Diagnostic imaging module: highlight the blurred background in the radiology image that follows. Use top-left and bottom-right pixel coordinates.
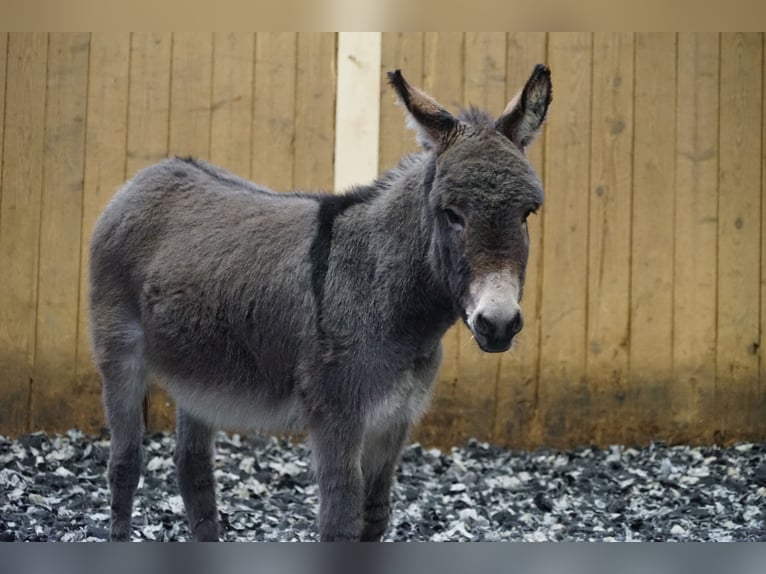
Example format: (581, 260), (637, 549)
(0, 32), (763, 450)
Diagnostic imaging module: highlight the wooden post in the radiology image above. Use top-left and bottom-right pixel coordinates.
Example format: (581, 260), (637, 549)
(334, 32), (382, 192)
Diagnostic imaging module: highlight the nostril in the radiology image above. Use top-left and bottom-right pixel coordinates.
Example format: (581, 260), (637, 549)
(508, 313), (524, 338)
(474, 313), (493, 337)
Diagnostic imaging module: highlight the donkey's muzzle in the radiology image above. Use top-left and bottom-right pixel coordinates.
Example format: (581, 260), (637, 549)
(473, 311), (523, 353)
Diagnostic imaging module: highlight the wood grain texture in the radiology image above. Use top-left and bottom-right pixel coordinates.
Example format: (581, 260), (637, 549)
(0, 33), (7, 240)
(586, 33), (634, 446)
(762, 33), (766, 445)
(168, 32), (213, 159)
(334, 33), (381, 192)
(0, 33), (48, 435)
(210, 33), (255, 178)
(673, 33), (720, 443)
(537, 33), (593, 448)
(629, 33), (677, 443)
(126, 33), (172, 174)
(495, 33), (548, 448)
(76, 33), (131, 434)
(252, 33), (297, 190)
(293, 33), (336, 192)
(717, 33), (762, 441)
(31, 33), (90, 431)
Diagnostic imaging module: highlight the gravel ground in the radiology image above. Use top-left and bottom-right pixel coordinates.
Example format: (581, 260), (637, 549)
(1, 429), (765, 542)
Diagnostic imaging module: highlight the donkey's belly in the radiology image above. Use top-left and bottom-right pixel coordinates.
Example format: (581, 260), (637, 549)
(160, 375), (305, 433)
(140, 281), (309, 433)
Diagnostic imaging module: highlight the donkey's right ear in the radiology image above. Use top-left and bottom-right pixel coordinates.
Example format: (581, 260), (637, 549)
(496, 64), (552, 152)
(387, 69), (458, 152)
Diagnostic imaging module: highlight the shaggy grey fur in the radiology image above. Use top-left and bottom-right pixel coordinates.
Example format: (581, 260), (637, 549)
(88, 66), (552, 542)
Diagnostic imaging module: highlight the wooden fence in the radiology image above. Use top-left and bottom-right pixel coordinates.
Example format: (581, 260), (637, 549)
(0, 33), (764, 449)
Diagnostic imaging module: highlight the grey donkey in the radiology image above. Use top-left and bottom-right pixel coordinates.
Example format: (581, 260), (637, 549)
(89, 65), (552, 542)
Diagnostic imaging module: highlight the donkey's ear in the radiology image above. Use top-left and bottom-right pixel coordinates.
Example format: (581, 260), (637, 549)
(496, 64), (552, 152)
(387, 69), (458, 152)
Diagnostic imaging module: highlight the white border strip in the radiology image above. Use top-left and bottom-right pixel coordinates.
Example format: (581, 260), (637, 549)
(334, 32), (382, 193)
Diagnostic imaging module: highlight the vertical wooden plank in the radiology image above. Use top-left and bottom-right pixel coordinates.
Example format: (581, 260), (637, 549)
(32, 33), (90, 431)
(415, 32), (465, 447)
(210, 32), (254, 178)
(0, 34), (48, 435)
(717, 33), (762, 440)
(463, 33), (507, 110)
(673, 33), (719, 443)
(586, 33), (634, 446)
(252, 33), (297, 190)
(762, 32), (766, 445)
(537, 32), (592, 449)
(334, 32), (381, 192)
(126, 33), (174, 431)
(422, 33), (464, 110)
(0, 33), (7, 240)
(379, 33), (424, 173)
(293, 32), (336, 192)
(76, 33), (131, 434)
(168, 32), (213, 159)
(494, 33), (548, 448)
(630, 33), (677, 443)
(126, 33), (172, 174)
(453, 32), (507, 443)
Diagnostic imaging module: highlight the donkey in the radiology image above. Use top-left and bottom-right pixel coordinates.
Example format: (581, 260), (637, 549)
(89, 65), (552, 542)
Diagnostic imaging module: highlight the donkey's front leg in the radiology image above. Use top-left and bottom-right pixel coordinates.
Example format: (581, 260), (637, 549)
(360, 421), (409, 541)
(309, 419), (365, 541)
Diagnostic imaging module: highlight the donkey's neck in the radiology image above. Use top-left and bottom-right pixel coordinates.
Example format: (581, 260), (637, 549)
(331, 153), (458, 348)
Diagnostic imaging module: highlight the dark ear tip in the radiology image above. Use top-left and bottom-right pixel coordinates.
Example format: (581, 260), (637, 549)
(533, 64), (551, 80)
(387, 69), (403, 84)
(529, 64), (552, 104)
(387, 69), (411, 103)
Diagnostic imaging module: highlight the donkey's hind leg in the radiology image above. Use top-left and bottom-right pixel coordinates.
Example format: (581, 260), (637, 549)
(175, 408), (219, 541)
(94, 319), (148, 542)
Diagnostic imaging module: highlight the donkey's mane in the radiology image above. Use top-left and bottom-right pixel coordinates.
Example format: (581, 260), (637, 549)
(369, 152), (427, 191)
(457, 107), (498, 134)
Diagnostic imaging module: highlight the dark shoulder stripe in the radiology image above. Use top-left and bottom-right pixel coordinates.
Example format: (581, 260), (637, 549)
(309, 188), (381, 323)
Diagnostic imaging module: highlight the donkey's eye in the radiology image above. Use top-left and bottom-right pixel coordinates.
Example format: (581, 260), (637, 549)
(443, 207), (465, 231)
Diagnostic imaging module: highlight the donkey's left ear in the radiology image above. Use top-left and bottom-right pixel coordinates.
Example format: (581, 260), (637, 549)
(387, 69), (458, 152)
(496, 64), (552, 152)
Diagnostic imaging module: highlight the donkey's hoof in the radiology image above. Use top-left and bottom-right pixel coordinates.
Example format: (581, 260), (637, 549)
(360, 522), (388, 542)
(361, 502), (390, 541)
(110, 521), (132, 542)
(193, 518), (220, 542)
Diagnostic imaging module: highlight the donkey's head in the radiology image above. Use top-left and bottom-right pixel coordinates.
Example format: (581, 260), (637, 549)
(388, 65), (552, 352)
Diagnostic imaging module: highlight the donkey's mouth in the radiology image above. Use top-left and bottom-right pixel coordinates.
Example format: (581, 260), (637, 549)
(464, 317), (515, 352)
(473, 332), (514, 353)
(464, 311), (522, 353)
